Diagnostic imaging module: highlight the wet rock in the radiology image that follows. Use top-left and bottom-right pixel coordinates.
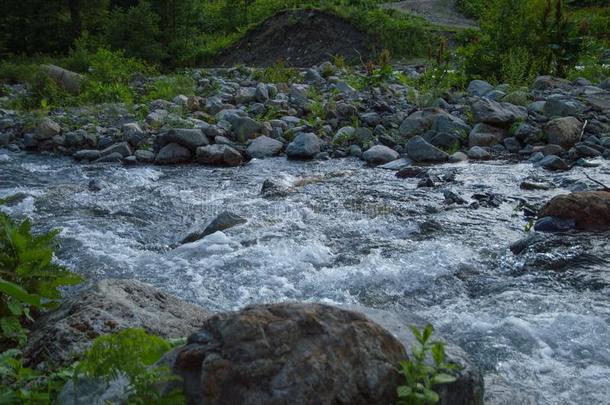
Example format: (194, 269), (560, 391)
(122, 122), (147, 146)
(471, 98), (527, 126)
(158, 303), (407, 405)
(261, 179), (290, 197)
(100, 141), (131, 158)
(534, 216), (576, 232)
(73, 149), (101, 161)
(246, 135), (283, 158)
(23, 279), (211, 368)
(574, 144), (601, 158)
(378, 158), (412, 170)
(467, 146), (491, 160)
(134, 149), (155, 163)
(88, 179), (104, 192)
(520, 180), (552, 190)
(155, 143), (192, 164)
(469, 123), (506, 147)
(449, 151), (468, 162)
(93, 152), (123, 164)
(196, 144), (243, 167)
(362, 144), (400, 165)
(286, 133), (321, 159)
(417, 174), (438, 188)
(444, 190), (467, 205)
(536, 155), (569, 171)
(406, 136), (448, 163)
(181, 211), (247, 244)
(539, 191), (610, 230)
(349, 144), (362, 157)
(396, 167), (427, 179)
(544, 117), (582, 148)
(472, 193), (503, 208)
(157, 128), (209, 151)
(509, 233), (544, 255)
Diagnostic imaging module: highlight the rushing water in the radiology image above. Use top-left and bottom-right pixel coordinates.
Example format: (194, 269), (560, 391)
(1, 150), (609, 405)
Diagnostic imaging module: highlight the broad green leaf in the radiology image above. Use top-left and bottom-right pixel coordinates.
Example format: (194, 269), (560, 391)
(432, 373), (457, 385)
(0, 278), (42, 307)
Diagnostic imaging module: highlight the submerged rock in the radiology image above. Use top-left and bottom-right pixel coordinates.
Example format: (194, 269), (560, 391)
(23, 279), (211, 369)
(181, 211), (247, 244)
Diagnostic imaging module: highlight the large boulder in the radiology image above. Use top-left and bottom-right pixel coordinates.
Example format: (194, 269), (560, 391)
(23, 279), (211, 368)
(469, 123), (506, 147)
(196, 144), (243, 167)
(544, 117), (582, 148)
(467, 79), (493, 97)
(155, 143), (191, 164)
(539, 191), (610, 230)
(286, 133), (321, 159)
(35, 118), (61, 140)
(406, 136), (449, 162)
(362, 145), (399, 165)
(471, 98), (527, 126)
(156, 128), (209, 151)
(230, 116), (264, 142)
(122, 123), (147, 147)
(41, 64), (83, 95)
(398, 108), (469, 139)
(246, 135), (283, 158)
(181, 211), (247, 244)
(159, 303), (407, 405)
(100, 141), (131, 158)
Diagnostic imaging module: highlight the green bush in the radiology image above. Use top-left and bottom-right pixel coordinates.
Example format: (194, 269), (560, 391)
(143, 75), (196, 102)
(397, 324), (459, 405)
(252, 61), (300, 84)
(0, 210), (83, 346)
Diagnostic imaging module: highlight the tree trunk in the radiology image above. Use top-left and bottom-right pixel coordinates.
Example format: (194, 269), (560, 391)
(68, 0), (81, 41)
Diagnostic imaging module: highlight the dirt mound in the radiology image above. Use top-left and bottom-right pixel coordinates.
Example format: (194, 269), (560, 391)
(214, 9), (376, 67)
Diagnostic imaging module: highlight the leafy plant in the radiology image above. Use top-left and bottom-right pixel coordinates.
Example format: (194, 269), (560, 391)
(252, 60), (300, 84)
(397, 324), (459, 405)
(77, 328), (184, 404)
(143, 74), (195, 102)
(0, 211), (82, 346)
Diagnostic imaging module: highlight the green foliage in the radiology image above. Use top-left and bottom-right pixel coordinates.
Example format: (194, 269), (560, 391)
(252, 61), (300, 84)
(78, 328), (184, 404)
(143, 75), (196, 102)
(397, 324), (459, 405)
(0, 211), (83, 346)
(0, 349), (74, 404)
(456, 0), (488, 19)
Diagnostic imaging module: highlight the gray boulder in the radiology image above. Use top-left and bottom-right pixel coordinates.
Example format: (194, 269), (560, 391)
(467, 146), (491, 160)
(362, 145), (400, 165)
(469, 123), (506, 147)
(134, 149), (155, 163)
(286, 133), (321, 159)
(122, 123), (147, 146)
(181, 211), (247, 244)
(23, 279), (211, 369)
(406, 136), (449, 162)
(399, 108), (468, 139)
(196, 144), (243, 167)
(155, 143), (191, 164)
(471, 98), (527, 126)
(230, 116), (263, 142)
(93, 152), (123, 164)
(36, 118), (60, 140)
(73, 150), (101, 161)
(246, 135), (283, 158)
(157, 128), (209, 151)
(536, 155), (570, 171)
(467, 79), (493, 97)
(543, 98), (584, 118)
(100, 142), (131, 158)
(544, 117), (582, 148)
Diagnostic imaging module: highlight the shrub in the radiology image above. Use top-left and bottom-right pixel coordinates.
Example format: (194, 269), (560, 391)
(252, 61), (300, 84)
(396, 324), (460, 405)
(143, 74), (195, 102)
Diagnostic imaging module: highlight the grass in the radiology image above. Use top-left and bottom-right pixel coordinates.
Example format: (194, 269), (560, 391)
(142, 74), (196, 102)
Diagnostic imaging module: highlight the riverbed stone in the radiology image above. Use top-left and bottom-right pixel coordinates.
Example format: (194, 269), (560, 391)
(471, 98), (527, 126)
(196, 144), (243, 166)
(157, 128), (209, 151)
(468, 146), (491, 160)
(122, 122), (147, 146)
(23, 279), (211, 369)
(539, 191), (610, 230)
(286, 132), (320, 159)
(246, 135), (283, 158)
(100, 141), (131, 158)
(544, 117), (582, 148)
(362, 144), (400, 165)
(406, 136), (448, 162)
(36, 118), (60, 140)
(181, 211), (247, 244)
(134, 149), (155, 163)
(536, 155), (569, 171)
(155, 143), (192, 164)
(73, 149), (101, 161)
(469, 123), (506, 147)
(467, 79), (493, 97)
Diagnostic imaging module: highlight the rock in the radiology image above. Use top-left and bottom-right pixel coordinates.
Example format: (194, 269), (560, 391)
(59, 376), (129, 405)
(246, 135), (283, 158)
(304, 68), (323, 83)
(41, 64), (83, 95)
(0, 154), (10, 164)
(513, 123), (539, 142)
(449, 151), (468, 162)
(286, 133), (321, 159)
(543, 98), (584, 118)
(532, 76), (571, 91)
(181, 211), (247, 244)
(471, 98), (527, 126)
(575, 144), (601, 158)
(122, 123), (147, 146)
(157, 128), (209, 151)
(92, 152), (123, 164)
(503, 137), (521, 153)
(396, 167), (427, 179)
(544, 117), (583, 148)
(399, 108), (468, 139)
(362, 145), (400, 165)
(469, 123), (506, 147)
(134, 149), (155, 163)
(349, 144), (362, 157)
(158, 303), (407, 405)
(261, 179), (290, 197)
(255, 83), (269, 102)
(36, 118), (61, 140)
(467, 146), (491, 160)
(100, 141), (131, 158)
(88, 179), (104, 192)
(509, 233), (544, 255)
(73, 150), (101, 161)
(196, 144), (243, 167)
(173, 95), (188, 106)
(444, 190), (467, 205)
(534, 216), (576, 232)
(426, 131), (460, 150)
(23, 279), (211, 368)
(539, 191), (610, 230)
(230, 116), (263, 142)
(467, 79), (493, 97)
(406, 136), (448, 162)
(155, 143), (192, 164)
(417, 174), (438, 188)
(378, 158), (412, 170)
(234, 87), (257, 104)
(520, 180), (552, 190)
(145, 109), (168, 127)
(536, 155), (569, 171)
